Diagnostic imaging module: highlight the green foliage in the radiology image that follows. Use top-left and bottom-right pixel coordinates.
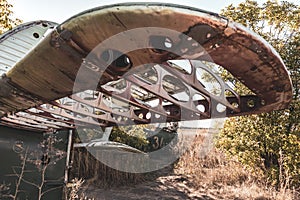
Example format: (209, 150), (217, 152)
(74, 125), (149, 151)
(217, 108), (300, 186)
(0, 0), (21, 34)
(110, 125), (178, 152)
(217, 0), (300, 188)
(109, 125), (149, 151)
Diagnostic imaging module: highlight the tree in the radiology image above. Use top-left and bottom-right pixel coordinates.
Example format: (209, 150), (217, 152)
(0, 0), (21, 34)
(217, 0), (300, 188)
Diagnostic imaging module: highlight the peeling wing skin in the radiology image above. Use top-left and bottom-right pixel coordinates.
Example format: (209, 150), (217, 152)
(0, 21), (58, 114)
(0, 3), (293, 131)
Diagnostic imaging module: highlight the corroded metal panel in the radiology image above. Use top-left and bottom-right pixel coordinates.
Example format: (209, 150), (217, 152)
(0, 21), (57, 75)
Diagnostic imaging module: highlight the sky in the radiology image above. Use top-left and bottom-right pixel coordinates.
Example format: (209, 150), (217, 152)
(11, 0), (299, 23)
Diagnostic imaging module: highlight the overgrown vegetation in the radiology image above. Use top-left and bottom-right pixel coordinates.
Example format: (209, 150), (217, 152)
(175, 133), (299, 200)
(70, 148), (148, 188)
(217, 0), (300, 189)
(78, 133), (299, 199)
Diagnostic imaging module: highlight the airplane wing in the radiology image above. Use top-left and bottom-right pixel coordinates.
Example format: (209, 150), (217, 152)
(0, 3), (293, 132)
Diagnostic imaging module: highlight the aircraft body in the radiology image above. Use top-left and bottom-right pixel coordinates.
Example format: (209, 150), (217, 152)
(0, 3), (292, 199)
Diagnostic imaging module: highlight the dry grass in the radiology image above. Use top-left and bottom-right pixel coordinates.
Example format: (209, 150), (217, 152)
(174, 133), (300, 200)
(70, 148), (148, 188)
(70, 131), (299, 199)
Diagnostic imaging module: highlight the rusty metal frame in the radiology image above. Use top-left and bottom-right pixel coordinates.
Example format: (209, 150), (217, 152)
(0, 59), (267, 132)
(0, 3), (293, 132)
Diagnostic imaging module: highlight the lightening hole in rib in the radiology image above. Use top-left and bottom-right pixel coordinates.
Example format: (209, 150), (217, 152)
(117, 116), (122, 122)
(79, 90), (98, 101)
(146, 112), (152, 119)
(131, 85), (158, 107)
(196, 68), (222, 96)
(138, 113), (143, 119)
(216, 103), (226, 113)
(193, 94), (208, 113)
(102, 94), (129, 112)
(247, 99), (255, 108)
(101, 49), (132, 70)
(164, 38), (173, 48)
(149, 36), (173, 53)
(133, 66), (158, 84)
(155, 114), (161, 119)
(197, 105), (206, 113)
(232, 102), (239, 109)
(101, 79), (127, 94)
(162, 75), (190, 102)
(225, 90), (239, 109)
(167, 59), (192, 74)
